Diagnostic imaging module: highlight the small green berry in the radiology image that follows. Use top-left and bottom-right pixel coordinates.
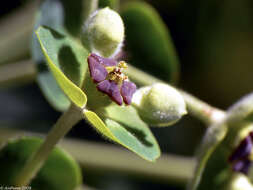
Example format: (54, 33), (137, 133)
(132, 83), (187, 127)
(82, 7), (124, 57)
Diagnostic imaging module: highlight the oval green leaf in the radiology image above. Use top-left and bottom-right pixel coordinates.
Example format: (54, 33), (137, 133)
(31, 0), (88, 111)
(103, 105), (160, 161)
(0, 137), (82, 190)
(121, 1), (180, 83)
(84, 105), (160, 161)
(36, 26), (88, 108)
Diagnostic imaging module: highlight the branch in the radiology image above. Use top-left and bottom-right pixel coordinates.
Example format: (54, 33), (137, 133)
(125, 65), (226, 125)
(14, 104), (83, 186)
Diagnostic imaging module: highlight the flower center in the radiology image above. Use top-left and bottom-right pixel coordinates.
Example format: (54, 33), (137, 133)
(106, 61), (128, 85)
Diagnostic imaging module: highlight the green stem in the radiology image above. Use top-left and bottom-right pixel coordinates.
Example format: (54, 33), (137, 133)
(14, 104), (83, 186)
(180, 91), (226, 125)
(125, 65), (226, 125)
(83, 0), (98, 22)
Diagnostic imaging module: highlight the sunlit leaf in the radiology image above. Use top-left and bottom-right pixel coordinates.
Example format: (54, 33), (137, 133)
(83, 109), (116, 140)
(121, 1), (179, 83)
(31, 0), (87, 111)
(36, 26), (88, 108)
(84, 105), (160, 161)
(0, 137), (82, 190)
(103, 105), (160, 161)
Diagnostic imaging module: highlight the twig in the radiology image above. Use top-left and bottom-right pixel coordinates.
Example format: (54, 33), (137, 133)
(14, 104), (83, 186)
(0, 59), (36, 87)
(125, 65), (226, 125)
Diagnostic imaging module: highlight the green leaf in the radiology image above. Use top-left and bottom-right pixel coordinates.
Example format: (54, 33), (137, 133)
(188, 123), (228, 190)
(84, 105), (160, 161)
(194, 145), (232, 190)
(104, 105), (160, 161)
(32, 0), (87, 111)
(121, 1), (179, 83)
(0, 137), (82, 190)
(37, 72), (71, 111)
(83, 110), (116, 141)
(36, 26), (88, 108)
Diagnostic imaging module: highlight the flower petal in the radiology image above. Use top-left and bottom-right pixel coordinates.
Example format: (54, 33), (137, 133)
(97, 80), (123, 105)
(120, 81), (137, 105)
(229, 135), (253, 162)
(232, 159), (251, 174)
(90, 53), (117, 66)
(88, 54), (108, 83)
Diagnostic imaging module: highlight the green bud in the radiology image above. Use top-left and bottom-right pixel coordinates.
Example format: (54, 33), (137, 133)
(82, 7), (124, 57)
(225, 173), (253, 190)
(132, 83), (187, 127)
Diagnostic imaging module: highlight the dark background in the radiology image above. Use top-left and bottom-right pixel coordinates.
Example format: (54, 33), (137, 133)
(1, 0), (253, 189)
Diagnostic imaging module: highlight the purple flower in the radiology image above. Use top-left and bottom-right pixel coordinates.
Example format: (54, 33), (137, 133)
(232, 159), (251, 174)
(229, 135), (253, 163)
(87, 53), (136, 105)
(228, 132), (253, 174)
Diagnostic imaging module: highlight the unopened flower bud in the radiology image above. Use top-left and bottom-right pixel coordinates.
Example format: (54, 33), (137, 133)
(225, 173), (253, 190)
(132, 83), (187, 127)
(82, 7), (124, 57)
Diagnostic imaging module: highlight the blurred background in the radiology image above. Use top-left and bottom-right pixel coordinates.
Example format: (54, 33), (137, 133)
(0, 0), (253, 189)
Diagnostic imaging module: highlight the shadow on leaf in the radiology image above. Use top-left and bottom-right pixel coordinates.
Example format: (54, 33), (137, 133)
(116, 121), (153, 147)
(59, 45), (81, 85)
(43, 25), (65, 39)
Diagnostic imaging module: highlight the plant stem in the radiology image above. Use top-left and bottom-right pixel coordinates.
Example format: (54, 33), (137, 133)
(83, 0), (98, 22)
(125, 65), (226, 125)
(180, 91), (226, 125)
(0, 59), (36, 88)
(14, 104), (83, 186)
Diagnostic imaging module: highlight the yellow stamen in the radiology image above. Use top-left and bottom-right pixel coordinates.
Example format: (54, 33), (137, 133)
(249, 151), (253, 161)
(106, 66), (116, 73)
(118, 61), (128, 69)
